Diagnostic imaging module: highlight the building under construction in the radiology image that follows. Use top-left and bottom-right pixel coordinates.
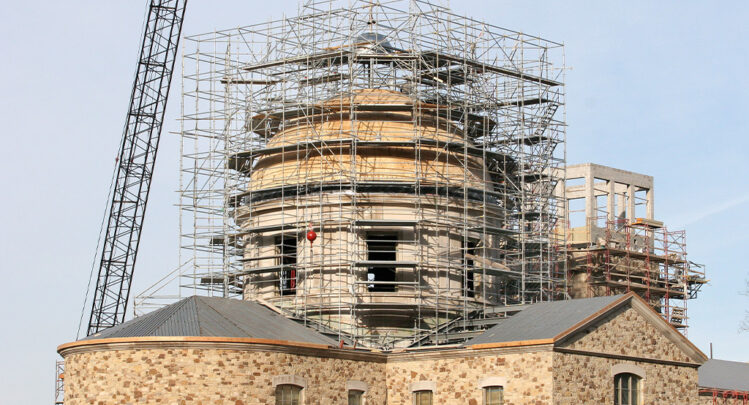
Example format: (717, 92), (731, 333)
(57, 2), (748, 404)
(559, 163), (707, 332)
(178, 0), (565, 349)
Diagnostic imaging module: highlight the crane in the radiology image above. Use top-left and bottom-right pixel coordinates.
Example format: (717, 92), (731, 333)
(86, 0), (187, 336)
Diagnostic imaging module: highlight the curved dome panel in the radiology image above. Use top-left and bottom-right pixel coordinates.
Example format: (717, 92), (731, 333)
(247, 89), (491, 193)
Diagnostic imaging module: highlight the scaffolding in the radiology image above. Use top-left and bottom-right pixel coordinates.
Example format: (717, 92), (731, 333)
(559, 163), (706, 333)
(178, 0), (566, 349)
(699, 389), (749, 405)
(54, 360), (64, 405)
(566, 217), (706, 332)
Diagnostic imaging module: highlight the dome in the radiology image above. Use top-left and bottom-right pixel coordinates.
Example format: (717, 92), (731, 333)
(246, 89), (491, 193)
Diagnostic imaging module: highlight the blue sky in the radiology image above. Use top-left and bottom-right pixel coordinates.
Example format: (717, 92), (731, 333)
(0, 1), (747, 402)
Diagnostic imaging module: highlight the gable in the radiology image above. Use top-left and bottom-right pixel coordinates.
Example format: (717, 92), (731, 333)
(555, 300), (704, 364)
(465, 295), (624, 347)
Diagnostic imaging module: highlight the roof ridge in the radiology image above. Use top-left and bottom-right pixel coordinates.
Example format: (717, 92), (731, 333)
(86, 295), (195, 340)
(196, 296), (251, 336)
(80, 295), (336, 345)
(464, 294), (626, 348)
(551, 294), (632, 342)
(142, 296), (195, 336)
(191, 296), (203, 335)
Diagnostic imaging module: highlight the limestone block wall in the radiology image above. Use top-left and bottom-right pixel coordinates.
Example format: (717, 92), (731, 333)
(60, 342), (558, 405)
(386, 348), (554, 405)
(560, 306), (698, 364)
(552, 353), (699, 404)
(552, 304), (702, 404)
(60, 343), (387, 405)
(60, 299), (709, 405)
(60, 340), (704, 405)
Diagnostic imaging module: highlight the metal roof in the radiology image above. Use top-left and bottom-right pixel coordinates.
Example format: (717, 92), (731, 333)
(84, 296), (335, 346)
(464, 295), (624, 346)
(699, 359), (749, 392)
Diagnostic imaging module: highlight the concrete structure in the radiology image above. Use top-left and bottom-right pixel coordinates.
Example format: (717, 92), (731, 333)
(561, 163), (654, 236)
(559, 163), (706, 331)
(59, 293), (726, 404)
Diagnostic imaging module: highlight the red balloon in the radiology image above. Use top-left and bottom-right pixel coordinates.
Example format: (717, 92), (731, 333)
(306, 230), (317, 243)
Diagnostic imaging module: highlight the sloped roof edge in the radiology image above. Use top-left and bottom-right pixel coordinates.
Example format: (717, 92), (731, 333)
(70, 296), (336, 348)
(550, 293), (632, 342)
(624, 293), (707, 363)
(466, 294), (624, 348)
(469, 292), (707, 364)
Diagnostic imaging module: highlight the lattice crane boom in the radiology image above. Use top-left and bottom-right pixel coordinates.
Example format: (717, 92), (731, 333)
(86, 0), (187, 336)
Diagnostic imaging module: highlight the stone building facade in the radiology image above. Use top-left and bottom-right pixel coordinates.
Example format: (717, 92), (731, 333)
(59, 293), (716, 404)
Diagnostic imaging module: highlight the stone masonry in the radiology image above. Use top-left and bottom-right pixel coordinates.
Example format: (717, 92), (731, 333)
(59, 299), (705, 404)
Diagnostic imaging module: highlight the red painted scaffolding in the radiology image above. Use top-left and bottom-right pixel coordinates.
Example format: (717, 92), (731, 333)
(699, 388), (749, 405)
(566, 217), (706, 332)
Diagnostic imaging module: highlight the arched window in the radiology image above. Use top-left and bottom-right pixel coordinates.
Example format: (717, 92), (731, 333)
(614, 373), (641, 405)
(347, 380), (367, 405)
(483, 385), (504, 405)
(348, 389), (364, 405)
(275, 384), (302, 405)
(479, 376), (506, 405)
(411, 380), (435, 405)
(413, 390), (433, 405)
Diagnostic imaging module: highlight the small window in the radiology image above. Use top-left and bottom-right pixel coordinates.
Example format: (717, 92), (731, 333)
(413, 390), (433, 405)
(276, 236), (297, 295)
(461, 239), (477, 297)
(614, 373), (640, 405)
(483, 386), (503, 405)
(275, 384), (302, 405)
(367, 234), (397, 292)
(348, 389), (364, 405)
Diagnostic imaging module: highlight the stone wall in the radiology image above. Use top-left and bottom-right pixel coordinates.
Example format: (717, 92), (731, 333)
(552, 304), (701, 404)
(61, 342), (559, 405)
(60, 300), (707, 404)
(61, 341), (703, 405)
(385, 348), (554, 405)
(553, 352), (699, 404)
(560, 305), (698, 364)
(61, 343), (387, 405)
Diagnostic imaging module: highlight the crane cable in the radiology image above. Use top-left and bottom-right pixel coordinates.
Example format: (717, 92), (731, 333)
(75, 156), (119, 340)
(75, 3), (151, 340)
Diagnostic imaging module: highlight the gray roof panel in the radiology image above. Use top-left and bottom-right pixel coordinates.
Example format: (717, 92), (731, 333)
(699, 359), (749, 391)
(84, 296), (335, 346)
(153, 297), (200, 337)
(465, 295), (624, 346)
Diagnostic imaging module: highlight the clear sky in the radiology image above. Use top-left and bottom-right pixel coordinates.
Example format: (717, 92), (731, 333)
(0, 1), (747, 402)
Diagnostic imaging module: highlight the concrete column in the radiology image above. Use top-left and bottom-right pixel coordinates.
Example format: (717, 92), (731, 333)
(607, 180), (615, 222)
(554, 178), (567, 226)
(616, 183), (626, 220)
(646, 187), (654, 219)
(627, 184), (636, 221)
(584, 172), (595, 225)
